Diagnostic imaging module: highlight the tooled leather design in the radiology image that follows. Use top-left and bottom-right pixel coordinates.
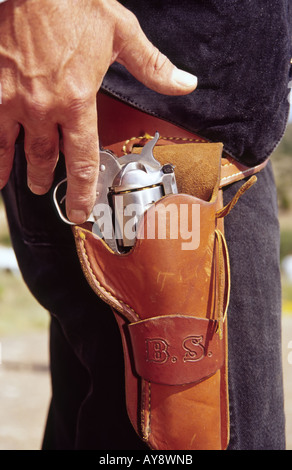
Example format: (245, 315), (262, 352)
(73, 194), (219, 322)
(128, 315), (224, 385)
(73, 193), (228, 448)
(71, 140), (234, 449)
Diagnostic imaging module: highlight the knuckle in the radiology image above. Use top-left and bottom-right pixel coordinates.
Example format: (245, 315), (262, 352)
(114, 9), (141, 49)
(68, 160), (97, 185)
(68, 193), (93, 209)
(0, 125), (12, 150)
(147, 48), (169, 74)
(120, 9), (140, 31)
(65, 88), (94, 116)
(23, 95), (52, 121)
(0, 131), (14, 157)
(0, 77), (15, 106)
(0, 135), (10, 152)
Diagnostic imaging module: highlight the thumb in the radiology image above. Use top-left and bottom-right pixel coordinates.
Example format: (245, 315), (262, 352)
(114, 11), (197, 96)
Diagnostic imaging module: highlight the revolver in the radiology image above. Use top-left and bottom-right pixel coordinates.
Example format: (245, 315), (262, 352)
(53, 132), (177, 253)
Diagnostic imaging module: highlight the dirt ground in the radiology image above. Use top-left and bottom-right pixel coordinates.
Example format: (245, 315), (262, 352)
(0, 331), (50, 450)
(0, 318), (292, 451)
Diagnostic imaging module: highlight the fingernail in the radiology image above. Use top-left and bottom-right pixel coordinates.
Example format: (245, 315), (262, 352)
(172, 68), (198, 88)
(68, 209), (87, 224)
(28, 182), (49, 195)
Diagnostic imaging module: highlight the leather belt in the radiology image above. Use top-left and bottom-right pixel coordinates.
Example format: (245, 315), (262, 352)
(97, 91), (268, 188)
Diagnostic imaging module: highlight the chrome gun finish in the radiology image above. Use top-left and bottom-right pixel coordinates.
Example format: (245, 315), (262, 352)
(53, 132), (177, 252)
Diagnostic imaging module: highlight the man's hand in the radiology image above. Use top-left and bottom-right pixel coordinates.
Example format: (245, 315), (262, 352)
(0, 0), (197, 223)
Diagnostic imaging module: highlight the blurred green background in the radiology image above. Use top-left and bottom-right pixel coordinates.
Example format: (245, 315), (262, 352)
(273, 122), (292, 315)
(0, 197), (49, 335)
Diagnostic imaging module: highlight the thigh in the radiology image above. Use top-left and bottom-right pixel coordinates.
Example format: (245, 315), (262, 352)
(224, 161), (285, 450)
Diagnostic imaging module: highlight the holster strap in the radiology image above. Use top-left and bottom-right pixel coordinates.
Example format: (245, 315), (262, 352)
(128, 315), (224, 386)
(220, 157), (268, 187)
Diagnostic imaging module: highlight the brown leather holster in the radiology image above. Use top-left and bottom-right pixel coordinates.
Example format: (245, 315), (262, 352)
(71, 93), (268, 450)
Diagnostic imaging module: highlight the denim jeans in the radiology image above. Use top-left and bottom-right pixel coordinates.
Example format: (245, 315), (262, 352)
(1, 140), (286, 450)
(105, 0), (292, 167)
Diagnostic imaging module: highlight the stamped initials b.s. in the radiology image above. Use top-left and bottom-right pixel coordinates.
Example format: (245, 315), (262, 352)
(145, 335), (206, 365)
(146, 339), (169, 363)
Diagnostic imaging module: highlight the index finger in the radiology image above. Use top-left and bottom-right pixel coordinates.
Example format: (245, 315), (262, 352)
(60, 103), (99, 224)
